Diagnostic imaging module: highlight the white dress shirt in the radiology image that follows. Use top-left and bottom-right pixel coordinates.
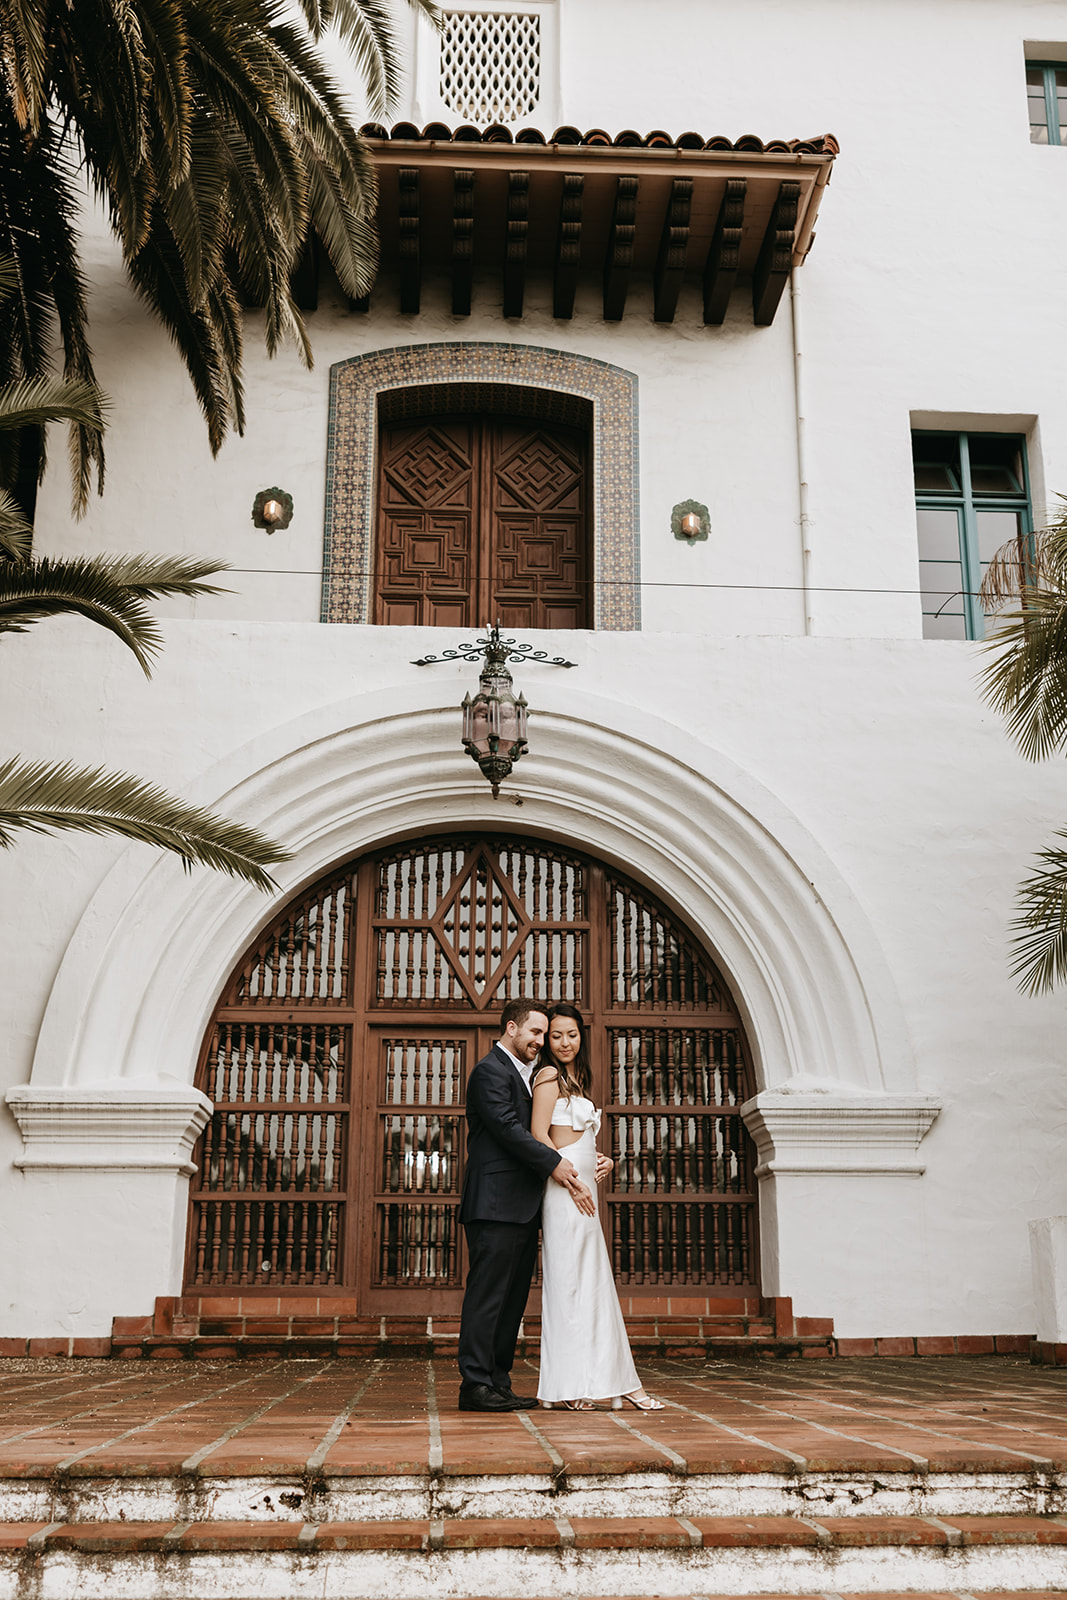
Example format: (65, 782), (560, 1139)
(498, 1040), (535, 1094)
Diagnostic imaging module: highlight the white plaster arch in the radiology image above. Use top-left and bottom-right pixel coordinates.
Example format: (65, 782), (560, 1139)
(22, 681), (914, 1100)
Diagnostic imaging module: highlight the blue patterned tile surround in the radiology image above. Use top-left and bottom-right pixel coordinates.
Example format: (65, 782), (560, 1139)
(322, 342), (640, 629)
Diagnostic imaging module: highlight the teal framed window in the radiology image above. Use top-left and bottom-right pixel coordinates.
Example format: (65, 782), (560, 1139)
(1027, 61), (1067, 142)
(914, 431), (1032, 640)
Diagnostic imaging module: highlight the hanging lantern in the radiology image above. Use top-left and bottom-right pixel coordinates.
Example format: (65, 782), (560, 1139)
(413, 623), (577, 798)
(461, 627), (529, 797)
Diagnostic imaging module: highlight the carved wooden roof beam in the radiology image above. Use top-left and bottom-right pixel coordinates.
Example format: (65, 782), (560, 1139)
(653, 177), (693, 324)
(503, 170), (529, 319)
(703, 178), (747, 325)
(398, 167), (421, 314)
(603, 175), (638, 322)
(553, 173), (584, 319)
(452, 168), (474, 316)
(752, 179), (801, 327)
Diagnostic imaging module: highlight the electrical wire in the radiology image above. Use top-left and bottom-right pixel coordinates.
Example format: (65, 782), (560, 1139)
(218, 567), (986, 600)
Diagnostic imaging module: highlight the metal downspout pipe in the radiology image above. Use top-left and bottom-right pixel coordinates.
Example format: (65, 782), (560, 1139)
(790, 265), (814, 636)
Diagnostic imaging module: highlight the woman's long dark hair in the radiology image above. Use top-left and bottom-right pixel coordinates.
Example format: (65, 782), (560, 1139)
(541, 1002), (592, 1098)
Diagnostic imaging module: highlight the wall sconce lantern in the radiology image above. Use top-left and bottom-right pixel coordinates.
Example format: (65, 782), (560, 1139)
(672, 499), (710, 542)
(252, 487), (294, 531)
(414, 624), (577, 798)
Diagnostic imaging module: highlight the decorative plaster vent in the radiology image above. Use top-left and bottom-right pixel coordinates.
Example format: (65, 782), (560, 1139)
(7, 1084), (212, 1174)
(741, 1089), (942, 1177)
(440, 11), (540, 124)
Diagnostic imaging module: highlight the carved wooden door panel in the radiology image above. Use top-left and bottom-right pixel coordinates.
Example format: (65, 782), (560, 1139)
(375, 416), (589, 628)
(187, 836), (758, 1310)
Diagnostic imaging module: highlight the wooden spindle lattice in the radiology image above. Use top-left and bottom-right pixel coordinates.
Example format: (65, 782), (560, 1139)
(188, 835), (758, 1298)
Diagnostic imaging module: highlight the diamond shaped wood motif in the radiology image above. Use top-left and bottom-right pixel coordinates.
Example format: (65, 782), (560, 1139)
(433, 848), (531, 1005)
(496, 434), (580, 509)
(386, 428), (473, 506)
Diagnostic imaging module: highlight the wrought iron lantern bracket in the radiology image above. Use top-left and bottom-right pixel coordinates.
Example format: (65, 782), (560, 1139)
(414, 625), (577, 797)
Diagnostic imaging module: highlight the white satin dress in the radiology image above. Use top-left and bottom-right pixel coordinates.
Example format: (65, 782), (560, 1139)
(537, 1094), (641, 1403)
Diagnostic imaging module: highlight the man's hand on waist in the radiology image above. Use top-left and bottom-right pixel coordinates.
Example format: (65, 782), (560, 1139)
(549, 1157), (595, 1216)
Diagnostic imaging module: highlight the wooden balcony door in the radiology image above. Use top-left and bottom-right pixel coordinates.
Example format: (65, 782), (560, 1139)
(186, 834), (759, 1311)
(374, 415), (590, 629)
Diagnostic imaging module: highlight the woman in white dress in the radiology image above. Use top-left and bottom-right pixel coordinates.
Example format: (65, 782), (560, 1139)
(531, 1003), (665, 1412)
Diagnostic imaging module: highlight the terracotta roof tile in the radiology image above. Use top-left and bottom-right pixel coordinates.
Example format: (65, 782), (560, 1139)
(360, 122), (839, 157)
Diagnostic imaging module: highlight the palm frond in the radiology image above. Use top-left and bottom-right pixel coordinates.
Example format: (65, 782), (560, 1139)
(1007, 836), (1067, 995)
(1, 0), (51, 133)
(137, 0), (194, 188)
(980, 586), (1067, 763)
(0, 554), (231, 672)
(316, 0), (441, 117)
(0, 113), (106, 508)
(0, 757), (290, 892)
(124, 211), (234, 453)
(0, 488), (32, 561)
(0, 378), (107, 435)
(980, 503), (1067, 608)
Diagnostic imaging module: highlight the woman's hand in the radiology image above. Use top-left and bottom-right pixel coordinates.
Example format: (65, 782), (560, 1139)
(595, 1152), (613, 1185)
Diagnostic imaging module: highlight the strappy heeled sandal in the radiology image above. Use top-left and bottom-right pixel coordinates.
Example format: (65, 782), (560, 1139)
(542, 1398), (600, 1410)
(612, 1391), (665, 1411)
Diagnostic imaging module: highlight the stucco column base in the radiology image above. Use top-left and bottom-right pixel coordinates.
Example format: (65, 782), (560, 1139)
(1028, 1217), (1067, 1345)
(3, 1085), (211, 1337)
(741, 1087), (941, 1331)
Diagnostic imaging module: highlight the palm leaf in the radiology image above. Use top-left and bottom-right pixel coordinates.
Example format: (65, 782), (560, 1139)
(0, 378), (107, 435)
(137, 0), (194, 189)
(980, 504), (1067, 609)
(0, 488), (32, 561)
(0, 554), (231, 671)
(980, 584), (1067, 764)
(1007, 838), (1067, 995)
(317, 0), (441, 117)
(1, 0), (51, 133)
(0, 756), (290, 892)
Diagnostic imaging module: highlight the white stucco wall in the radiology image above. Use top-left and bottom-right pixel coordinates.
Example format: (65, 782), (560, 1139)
(5, 0), (1067, 1340)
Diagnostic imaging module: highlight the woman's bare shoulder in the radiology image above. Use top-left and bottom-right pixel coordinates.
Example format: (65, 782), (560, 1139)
(532, 1066), (559, 1089)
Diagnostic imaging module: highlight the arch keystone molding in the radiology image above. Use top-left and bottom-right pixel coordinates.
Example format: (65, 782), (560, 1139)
(5, 686), (938, 1330)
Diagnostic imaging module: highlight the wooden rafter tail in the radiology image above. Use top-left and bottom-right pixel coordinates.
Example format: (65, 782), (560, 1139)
(503, 170), (529, 319)
(752, 179), (801, 327)
(653, 177), (693, 324)
(603, 175), (638, 322)
(703, 178), (746, 325)
(553, 173), (584, 320)
(398, 167), (421, 315)
(451, 169), (474, 317)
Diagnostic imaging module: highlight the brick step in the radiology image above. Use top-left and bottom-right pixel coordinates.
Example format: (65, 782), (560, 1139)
(3, 1516), (1067, 1599)
(104, 1292), (835, 1359)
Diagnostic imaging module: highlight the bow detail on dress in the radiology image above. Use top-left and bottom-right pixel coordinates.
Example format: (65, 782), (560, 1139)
(569, 1095), (602, 1135)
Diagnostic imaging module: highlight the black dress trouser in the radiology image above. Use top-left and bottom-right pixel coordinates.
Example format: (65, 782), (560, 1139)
(458, 1217), (540, 1392)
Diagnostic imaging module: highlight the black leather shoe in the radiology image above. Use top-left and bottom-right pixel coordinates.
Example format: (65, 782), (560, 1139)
(496, 1388), (539, 1408)
(458, 1383), (523, 1412)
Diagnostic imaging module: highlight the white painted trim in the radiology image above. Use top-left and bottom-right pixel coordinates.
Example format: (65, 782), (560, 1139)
(20, 683), (914, 1110)
(6, 1085), (212, 1174)
(742, 1088), (942, 1176)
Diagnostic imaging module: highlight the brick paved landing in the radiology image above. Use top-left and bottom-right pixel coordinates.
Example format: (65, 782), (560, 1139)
(3, 1357), (1067, 1596)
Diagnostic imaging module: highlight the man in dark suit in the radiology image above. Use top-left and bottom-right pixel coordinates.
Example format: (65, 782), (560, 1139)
(457, 997), (593, 1412)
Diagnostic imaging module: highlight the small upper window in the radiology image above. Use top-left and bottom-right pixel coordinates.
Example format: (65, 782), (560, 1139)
(914, 431), (1032, 640)
(1027, 61), (1067, 142)
(440, 10), (541, 124)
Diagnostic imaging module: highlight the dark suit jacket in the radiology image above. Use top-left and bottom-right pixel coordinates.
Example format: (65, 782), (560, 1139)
(459, 1043), (562, 1225)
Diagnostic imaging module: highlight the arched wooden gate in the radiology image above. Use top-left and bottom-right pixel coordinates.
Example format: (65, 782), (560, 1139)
(185, 834), (759, 1310)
